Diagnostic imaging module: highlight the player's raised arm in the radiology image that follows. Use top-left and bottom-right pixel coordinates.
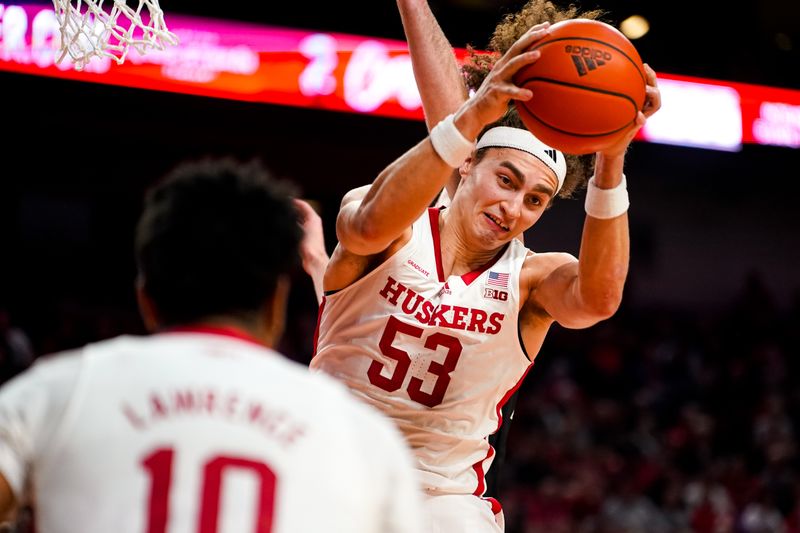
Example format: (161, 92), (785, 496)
(334, 137), (451, 256)
(527, 64), (662, 329)
(336, 24), (551, 257)
(397, 0), (469, 201)
(397, 3), (555, 206)
(397, 0), (467, 131)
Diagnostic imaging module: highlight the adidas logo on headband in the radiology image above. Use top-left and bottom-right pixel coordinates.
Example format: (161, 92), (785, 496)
(476, 127), (567, 194)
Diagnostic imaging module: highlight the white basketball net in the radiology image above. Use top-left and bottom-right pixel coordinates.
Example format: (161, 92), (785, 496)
(51, 0), (179, 70)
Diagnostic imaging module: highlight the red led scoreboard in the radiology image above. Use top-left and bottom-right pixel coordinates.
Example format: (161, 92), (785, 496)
(1, 3), (798, 151)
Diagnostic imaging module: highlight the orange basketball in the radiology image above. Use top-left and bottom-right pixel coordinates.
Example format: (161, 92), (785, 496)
(512, 19), (646, 154)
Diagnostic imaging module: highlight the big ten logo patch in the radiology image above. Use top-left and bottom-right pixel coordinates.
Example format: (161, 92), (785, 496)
(484, 287), (508, 301)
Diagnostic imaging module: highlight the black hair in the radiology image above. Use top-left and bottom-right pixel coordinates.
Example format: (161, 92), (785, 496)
(135, 158), (302, 327)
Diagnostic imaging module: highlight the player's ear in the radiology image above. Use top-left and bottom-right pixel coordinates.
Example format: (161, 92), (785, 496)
(458, 156), (474, 179)
(135, 277), (160, 332)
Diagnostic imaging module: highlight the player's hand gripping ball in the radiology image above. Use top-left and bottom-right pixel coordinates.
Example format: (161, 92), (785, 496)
(512, 19), (647, 155)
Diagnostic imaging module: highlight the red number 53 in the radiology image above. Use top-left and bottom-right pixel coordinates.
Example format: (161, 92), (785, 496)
(367, 316), (462, 407)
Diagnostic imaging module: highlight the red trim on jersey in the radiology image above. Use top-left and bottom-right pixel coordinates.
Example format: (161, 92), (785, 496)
(166, 325), (263, 346)
(428, 207), (510, 287)
(312, 296), (327, 357)
(484, 496), (503, 515)
(428, 207), (446, 283)
(471, 362), (535, 499)
(494, 363), (534, 432)
(472, 445), (495, 497)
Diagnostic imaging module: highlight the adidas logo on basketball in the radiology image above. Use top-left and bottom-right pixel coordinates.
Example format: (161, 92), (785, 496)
(564, 45), (612, 77)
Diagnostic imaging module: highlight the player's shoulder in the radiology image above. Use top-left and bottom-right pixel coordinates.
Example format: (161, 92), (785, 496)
(519, 250), (578, 295)
(523, 250), (577, 274)
(20, 333), (146, 374)
(0, 342), (91, 409)
(40, 334), (156, 371)
(10, 344), (89, 383)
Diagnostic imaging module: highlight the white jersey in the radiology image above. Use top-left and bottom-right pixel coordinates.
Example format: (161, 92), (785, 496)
(312, 208), (533, 497)
(0, 328), (422, 533)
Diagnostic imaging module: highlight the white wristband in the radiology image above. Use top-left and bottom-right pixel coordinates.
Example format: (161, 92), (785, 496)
(585, 175), (629, 219)
(429, 114), (475, 168)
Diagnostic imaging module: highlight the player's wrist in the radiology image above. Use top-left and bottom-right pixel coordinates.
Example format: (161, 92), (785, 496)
(430, 113), (477, 168)
(585, 174), (629, 219)
(452, 106), (484, 142)
(592, 152), (626, 188)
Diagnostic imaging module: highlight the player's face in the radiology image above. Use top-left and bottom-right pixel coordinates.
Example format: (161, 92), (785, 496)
(456, 148), (558, 248)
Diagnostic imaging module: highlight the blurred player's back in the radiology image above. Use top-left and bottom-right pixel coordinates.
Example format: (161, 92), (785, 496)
(4, 328), (417, 533)
(0, 158), (422, 533)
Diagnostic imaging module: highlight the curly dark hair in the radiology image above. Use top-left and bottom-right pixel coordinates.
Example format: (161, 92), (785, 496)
(135, 158), (302, 327)
(463, 0), (607, 199)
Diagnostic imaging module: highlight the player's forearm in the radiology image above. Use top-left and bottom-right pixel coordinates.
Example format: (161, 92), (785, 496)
(575, 154), (630, 317)
(575, 216), (629, 316)
(339, 138), (453, 254)
(593, 151), (626, 188)
(397, 0), (468, 132)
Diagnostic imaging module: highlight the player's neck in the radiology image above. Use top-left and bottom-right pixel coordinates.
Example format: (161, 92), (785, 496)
(173, 315), (276, 348)
(439, 210), (503, 277)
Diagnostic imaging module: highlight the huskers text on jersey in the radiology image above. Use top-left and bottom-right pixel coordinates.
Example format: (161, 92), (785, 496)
(379, 276), (505, 334)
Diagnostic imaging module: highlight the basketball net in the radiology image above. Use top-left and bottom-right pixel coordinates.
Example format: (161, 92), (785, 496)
(51, 0), (179, 70)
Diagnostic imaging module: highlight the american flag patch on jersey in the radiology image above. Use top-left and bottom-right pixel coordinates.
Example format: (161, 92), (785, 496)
(487, 271), (509, 288)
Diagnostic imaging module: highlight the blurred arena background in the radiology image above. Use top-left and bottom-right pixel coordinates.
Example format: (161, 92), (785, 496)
(1, 0), (799, 531)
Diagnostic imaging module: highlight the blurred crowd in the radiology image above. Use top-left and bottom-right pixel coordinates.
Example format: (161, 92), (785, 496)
(1, 271), (797, 533)
(498, 272), (800, 533)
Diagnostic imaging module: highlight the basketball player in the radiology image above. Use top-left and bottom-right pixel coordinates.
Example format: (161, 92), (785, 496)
(395, 0), (620, 500)
(0, 159), (422, 533)
(311, 3), (662, 531)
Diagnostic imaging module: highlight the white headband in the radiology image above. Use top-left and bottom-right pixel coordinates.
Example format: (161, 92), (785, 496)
(476, 126), (567, 194)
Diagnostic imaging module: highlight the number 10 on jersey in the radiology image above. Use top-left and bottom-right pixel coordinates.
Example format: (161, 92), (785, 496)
(142, 448), (277, 533)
